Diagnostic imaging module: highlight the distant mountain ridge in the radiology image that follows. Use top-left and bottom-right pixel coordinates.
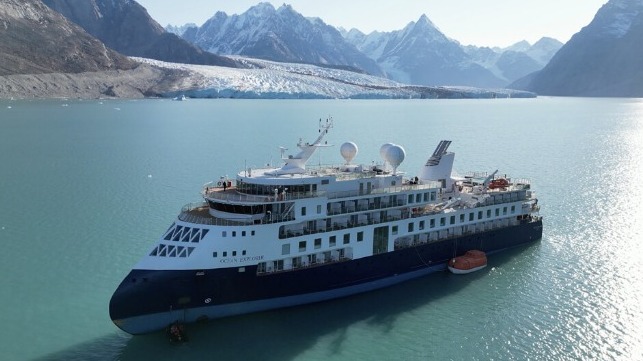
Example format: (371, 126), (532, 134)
(344, 16), (505, 87)
(171, 2), (559, 88)
(42, 0), (237, 67)
(515, 0), (643, 96)
(463, 37), (563, 84)
(177, 3), (383, 76)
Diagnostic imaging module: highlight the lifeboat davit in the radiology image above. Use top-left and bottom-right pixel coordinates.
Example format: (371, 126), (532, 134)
(448, 250), (487, 274)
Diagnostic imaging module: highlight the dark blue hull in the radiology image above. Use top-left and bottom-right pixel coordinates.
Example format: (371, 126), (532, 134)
(110, 219), (542, 334)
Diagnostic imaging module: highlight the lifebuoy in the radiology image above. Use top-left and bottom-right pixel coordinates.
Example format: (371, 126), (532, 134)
(217, 181), (222, 187)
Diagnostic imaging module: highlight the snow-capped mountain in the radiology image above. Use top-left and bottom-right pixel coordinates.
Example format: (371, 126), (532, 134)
(166, 23), (198, 36)
(517, 0), (643, 96)
(345, 15), (505, 87)
(180, 3), (383, 76)
(463, 38), (563, 84)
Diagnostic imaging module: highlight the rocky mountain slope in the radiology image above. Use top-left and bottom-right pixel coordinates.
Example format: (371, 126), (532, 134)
(0, 0), (135, 76)
(516, 0), (643, 96)
(42, 0), (237, 67)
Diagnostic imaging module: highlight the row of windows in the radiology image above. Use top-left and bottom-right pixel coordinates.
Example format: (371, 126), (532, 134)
(258, 247), (350, 273)
(213, 249), (247, 258)
(149, 244), (195, 258)
(281, 231), (364, 255)
(393, 205), (517, 235)
(221, 229), (256, 237)
(163, 224), (209, 243)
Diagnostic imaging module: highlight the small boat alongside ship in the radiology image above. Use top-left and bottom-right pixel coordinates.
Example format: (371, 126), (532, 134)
(109, 118), (543, 335)
(448, 250), (487, 274)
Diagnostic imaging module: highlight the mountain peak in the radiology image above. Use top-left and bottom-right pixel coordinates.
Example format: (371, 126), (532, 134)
(417, 14), (434, 27)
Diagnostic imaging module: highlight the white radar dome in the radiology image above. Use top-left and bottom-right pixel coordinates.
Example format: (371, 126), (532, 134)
(340, 142), (358, 164)
(385, 144), (406, 173)
(380, 143), (395, 160)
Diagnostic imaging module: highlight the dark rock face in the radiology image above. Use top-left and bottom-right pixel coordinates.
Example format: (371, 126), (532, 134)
(519, 0), (643, 96)
(0, 0), (135, 76)
(42, 0), (237, 67)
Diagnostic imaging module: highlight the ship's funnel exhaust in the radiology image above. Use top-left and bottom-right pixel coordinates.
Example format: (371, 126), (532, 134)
(419, 140), (455, 188)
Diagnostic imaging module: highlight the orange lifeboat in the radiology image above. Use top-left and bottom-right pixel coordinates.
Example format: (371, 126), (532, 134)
(448, 250), (487, 274)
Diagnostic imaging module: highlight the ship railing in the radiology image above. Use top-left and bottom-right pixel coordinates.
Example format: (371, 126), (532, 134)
(204, 181), (442, 204)
(179, 202), (294, 226)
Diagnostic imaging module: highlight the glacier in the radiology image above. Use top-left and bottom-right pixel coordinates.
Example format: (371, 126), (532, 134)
(134, 57), (536, 99)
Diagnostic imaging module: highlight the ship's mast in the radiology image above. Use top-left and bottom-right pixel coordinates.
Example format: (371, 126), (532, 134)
(277, 118), (333, 174)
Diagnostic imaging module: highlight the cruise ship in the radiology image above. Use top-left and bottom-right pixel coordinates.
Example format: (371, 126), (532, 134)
(109, 119), (543, 335)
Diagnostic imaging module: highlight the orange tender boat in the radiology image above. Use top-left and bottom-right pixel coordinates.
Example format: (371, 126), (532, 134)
(448, 250), (487, 274)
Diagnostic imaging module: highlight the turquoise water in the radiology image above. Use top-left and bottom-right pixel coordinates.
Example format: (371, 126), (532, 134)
(1, 98), (642, 360)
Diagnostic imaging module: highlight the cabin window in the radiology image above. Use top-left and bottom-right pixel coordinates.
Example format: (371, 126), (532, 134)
(213, 252), (217, 258)
(242, 250), (246, 256)
(232, 231), (236, 237)
(242, 231), (246, 237)
(487, 210), (492, 218)
(423, 193), (429, 202)
(450, 216), (456, 225)
(232, 251), (237, 256)
(299, 241), (306, 252)
(391, 181), (396, 186)
(282, 244), (290, 255)
(419, 220), (425, 230)
(408, 223), (414, 232)
(251, 231), (255, 236)
(416, 194), (422, 203)
(440, 217), (446, 226)
(301, 207), (307, 216)
(222, 231), (227, 237)
(329, 236), (336, 247)
(511, 205), (516, 214)
(478, 211), (483, 220)
(343, 233), (350, 244)
(314, 238), (322, 249)
(275, 260), (284, 271)
(257, 262), (266, 273)
(503, 207), (508, 215)
(321, 179), (329, 185)
(430, 219), (435, 228)
(408, 194), (414, 203)
(317, 205), (322, 214)
(469, 213), (474, 221)
(392, 225), (398, 235)
(430, 192), (436, 201)
(223, 252), (227, 257)
(357, 231), (364, 242)
(495, 208), (500, 217)
(460, 214), (465, 223)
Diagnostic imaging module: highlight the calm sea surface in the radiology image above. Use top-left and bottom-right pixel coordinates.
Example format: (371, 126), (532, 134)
(0, 98), (642, 361)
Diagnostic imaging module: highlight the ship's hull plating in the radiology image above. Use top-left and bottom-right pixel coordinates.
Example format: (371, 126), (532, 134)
(110, 219), (542, 334)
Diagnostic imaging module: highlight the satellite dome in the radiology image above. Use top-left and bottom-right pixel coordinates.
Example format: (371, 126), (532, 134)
(380, 143), (395, 160)
(385, 144), (406, 173)
(340, 142), (358, 164)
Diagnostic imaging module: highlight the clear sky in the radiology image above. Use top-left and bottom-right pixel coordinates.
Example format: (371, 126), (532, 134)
(136, 0), (608, 48)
